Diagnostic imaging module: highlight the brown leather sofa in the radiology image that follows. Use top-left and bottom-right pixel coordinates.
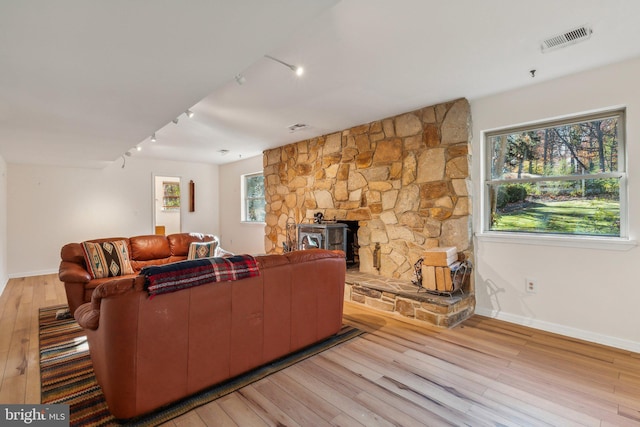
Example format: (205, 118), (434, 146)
(59, 233), (220, 315)
(74, 249), (346, 420)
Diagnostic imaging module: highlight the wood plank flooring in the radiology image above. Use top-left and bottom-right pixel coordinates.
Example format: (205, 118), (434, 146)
(0, 274), (638, 426)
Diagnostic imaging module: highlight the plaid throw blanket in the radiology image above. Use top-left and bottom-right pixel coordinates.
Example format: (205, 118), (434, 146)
(141, 255), (260, 298)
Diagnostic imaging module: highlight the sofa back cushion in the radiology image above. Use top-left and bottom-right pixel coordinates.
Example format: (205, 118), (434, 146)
(130, 235), (171, 261)
(167, 233), (217, 256)
(61, 237), (129, 266)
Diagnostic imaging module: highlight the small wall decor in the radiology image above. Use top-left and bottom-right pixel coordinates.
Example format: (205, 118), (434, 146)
(189, 180), (195, 212)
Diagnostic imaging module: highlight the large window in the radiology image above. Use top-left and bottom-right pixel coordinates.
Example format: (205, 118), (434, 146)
(243, 172), (265, 222)
(484, 110), (626, 237)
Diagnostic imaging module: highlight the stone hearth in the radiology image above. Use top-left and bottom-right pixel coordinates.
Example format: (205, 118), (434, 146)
(345, 270), (475, 328)
(263, 98), (474, 326)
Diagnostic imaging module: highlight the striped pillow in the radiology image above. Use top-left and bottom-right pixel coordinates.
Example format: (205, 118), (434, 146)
(81, 240), (134, 279)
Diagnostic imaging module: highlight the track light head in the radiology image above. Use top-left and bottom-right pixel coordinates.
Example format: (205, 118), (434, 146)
(150, 133), (156, 142)
(234, 74), (246, 85)
(186, 109), (194, 118)
(172, 117), (179, 124)
(264, 55), (304, 77)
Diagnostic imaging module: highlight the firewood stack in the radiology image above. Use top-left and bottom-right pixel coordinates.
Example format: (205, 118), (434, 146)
(421, 246), (460, 292)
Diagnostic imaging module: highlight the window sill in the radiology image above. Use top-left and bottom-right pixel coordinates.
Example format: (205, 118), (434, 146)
(241, 221), (266, 225)
(475, 232), (637, 251)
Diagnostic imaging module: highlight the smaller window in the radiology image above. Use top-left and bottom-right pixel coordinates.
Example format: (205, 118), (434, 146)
(243, 172), (265, 222)
(163, 182), (181, 211)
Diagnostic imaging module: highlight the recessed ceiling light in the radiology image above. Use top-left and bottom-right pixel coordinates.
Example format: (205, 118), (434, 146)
(218, 149), (230, 155)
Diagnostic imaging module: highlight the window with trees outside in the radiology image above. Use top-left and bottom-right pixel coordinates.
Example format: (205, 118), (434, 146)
(485, 109), (626, 237)
(243, 172), (266, 222)
(162, 182), (181, 211)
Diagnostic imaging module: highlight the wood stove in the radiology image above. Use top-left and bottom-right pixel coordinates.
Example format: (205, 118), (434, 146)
(297, 223), (347, 253)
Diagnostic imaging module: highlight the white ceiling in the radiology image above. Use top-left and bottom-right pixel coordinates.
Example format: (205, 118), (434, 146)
(2, 0), (640, 168)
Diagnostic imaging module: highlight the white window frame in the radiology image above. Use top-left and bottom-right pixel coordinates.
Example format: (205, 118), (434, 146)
(479, 109), (632, 249)
(241, 172), (266, 223)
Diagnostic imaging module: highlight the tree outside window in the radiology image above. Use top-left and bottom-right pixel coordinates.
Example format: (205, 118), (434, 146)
(485, 110), (626, 237)
(163, 182), (181, 211)
(244, 173), (265, 222)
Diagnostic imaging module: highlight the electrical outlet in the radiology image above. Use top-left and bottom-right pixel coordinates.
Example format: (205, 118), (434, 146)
(525, 278), (537, 294)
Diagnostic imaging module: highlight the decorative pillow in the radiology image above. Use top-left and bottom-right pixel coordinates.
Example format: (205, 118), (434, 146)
(81, 240), (134, 279)
(187, 241), (219, 260)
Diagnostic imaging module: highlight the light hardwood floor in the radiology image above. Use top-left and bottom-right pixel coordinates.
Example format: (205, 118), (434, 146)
(1, 274), (639, 426)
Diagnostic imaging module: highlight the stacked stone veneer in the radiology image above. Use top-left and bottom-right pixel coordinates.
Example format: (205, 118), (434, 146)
(263, 98), (472, 284)
(345, 283), (476, 328)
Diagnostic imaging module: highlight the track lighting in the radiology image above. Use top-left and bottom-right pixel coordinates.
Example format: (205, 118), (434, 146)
(264, 55), (304, 76)
(185, 109), (194, 118)
(234, 74), (246, 85)
(150, 133), (156, 142)
(136, 146), (142, 152)
(172, 117), (179, 124)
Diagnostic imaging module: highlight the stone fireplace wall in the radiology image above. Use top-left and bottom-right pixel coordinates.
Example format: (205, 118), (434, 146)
(263, 98), (472, 282)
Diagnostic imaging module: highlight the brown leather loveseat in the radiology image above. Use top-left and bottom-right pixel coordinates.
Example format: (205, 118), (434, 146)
(74, 249), (346, 420)
(59, 233), (221, 315)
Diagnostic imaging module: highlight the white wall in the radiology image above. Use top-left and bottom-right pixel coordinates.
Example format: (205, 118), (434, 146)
(218, 155), (265, 255)
(0, 155), (7, 294)
(471, 57), (640, 351)
(7, 157), (219, 277)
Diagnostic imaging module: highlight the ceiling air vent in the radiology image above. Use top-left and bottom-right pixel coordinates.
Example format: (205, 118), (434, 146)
(541, 25), (592, 53)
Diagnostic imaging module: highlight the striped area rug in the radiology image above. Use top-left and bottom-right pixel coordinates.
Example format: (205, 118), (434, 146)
(39, 305), (364, 426)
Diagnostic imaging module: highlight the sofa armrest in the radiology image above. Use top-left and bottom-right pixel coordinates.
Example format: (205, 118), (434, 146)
(74, 302), (100, 330)
(74, 277), (139, 330)
(58, 261), (91, 283)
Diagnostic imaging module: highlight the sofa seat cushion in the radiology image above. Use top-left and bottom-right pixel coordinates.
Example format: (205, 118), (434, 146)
(81, 240), (134, 279)
(130, 256), (187, 272)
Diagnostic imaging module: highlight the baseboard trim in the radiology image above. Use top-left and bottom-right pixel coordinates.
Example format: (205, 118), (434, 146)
(475, 307), (640, 353)
(8, 268), (58, 279)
